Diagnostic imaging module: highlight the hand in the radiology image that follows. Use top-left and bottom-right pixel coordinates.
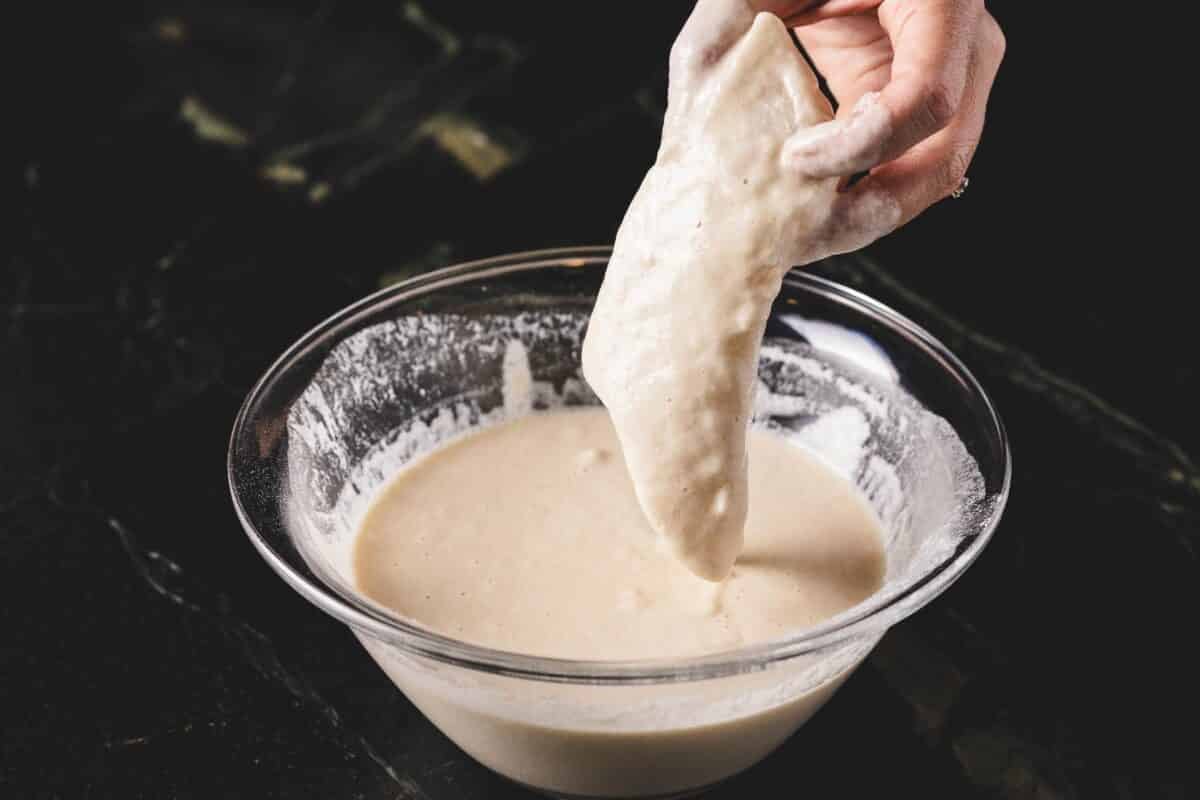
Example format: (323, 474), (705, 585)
(780, 0), (1006, 232)
(671, 0), (1005, 255)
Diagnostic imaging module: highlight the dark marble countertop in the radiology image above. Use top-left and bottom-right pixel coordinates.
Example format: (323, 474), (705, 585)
(6, 3), (1193, 798)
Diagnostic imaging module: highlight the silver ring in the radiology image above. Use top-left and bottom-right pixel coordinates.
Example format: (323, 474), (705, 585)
(951, 175), (969, 199)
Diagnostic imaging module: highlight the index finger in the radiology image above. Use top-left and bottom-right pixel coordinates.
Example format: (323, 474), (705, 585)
(784, 0), (984, 179)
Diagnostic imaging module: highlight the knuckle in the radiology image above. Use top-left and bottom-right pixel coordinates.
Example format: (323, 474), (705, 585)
(669, 38), (725, 77)
(980, 13), (1007, 61)
(937, 144), (976, 199)
(919, 80), (959, 132)
(668, 40), (693, 73)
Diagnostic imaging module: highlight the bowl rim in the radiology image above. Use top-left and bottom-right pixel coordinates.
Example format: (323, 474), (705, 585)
(228, 246), (1011, 684)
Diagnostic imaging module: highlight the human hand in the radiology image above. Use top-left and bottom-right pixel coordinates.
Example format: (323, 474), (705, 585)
(781, 0), (1006, 231)
(671, 0), (1005, 254)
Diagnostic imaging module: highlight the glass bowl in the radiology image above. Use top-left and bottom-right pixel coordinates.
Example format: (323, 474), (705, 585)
(228, 246), (1010, 799)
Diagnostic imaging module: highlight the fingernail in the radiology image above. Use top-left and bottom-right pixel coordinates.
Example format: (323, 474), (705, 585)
(784, 92), (891, 180)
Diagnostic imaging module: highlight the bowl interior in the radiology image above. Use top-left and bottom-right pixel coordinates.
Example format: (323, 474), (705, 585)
(228, 248), (1008, 682)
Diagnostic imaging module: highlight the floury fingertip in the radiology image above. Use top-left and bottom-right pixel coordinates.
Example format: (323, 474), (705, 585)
(783, 91), (892, 180)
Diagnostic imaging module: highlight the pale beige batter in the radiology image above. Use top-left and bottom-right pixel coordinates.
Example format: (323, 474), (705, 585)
(582, 4), (894, 582)
(355, 409), (884, 661)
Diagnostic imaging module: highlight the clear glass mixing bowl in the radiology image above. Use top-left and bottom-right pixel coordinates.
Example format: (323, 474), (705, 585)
(228, 246), (1010, 799)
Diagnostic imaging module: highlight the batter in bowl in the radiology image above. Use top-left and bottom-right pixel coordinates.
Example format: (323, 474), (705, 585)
(354, 409), (885, 661)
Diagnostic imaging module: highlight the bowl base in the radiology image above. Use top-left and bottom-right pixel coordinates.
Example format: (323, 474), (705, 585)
(511, 773), (731, 800)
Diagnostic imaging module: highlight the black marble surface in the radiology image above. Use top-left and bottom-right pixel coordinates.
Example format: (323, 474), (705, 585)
(6, 3), (1193, 798)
